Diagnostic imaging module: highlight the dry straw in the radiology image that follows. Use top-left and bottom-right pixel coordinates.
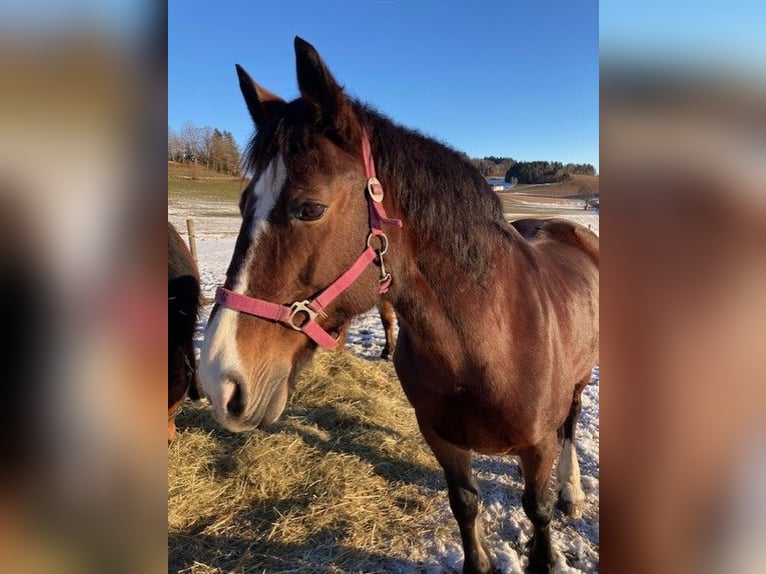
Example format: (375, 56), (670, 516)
(168, 351), (448, 573)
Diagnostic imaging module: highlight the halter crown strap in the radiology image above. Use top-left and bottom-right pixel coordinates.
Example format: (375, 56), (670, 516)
(362, 128), (403, 230)
(361, 128), (377, 179)
(215, 128), (401, 349)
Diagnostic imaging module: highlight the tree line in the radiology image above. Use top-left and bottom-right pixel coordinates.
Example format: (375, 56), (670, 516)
(168, 122), (241, 176)
(469, 156), (596, 184)
(504, 160), (596, 184)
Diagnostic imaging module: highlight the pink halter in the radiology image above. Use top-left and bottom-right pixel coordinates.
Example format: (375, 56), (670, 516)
(214, 129), (402, 349)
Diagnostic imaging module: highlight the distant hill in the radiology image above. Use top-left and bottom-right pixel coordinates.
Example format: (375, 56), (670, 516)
(503, 174), (599, 199)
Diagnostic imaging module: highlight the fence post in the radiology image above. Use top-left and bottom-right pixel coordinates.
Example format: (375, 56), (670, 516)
(186, 218), (198, 266)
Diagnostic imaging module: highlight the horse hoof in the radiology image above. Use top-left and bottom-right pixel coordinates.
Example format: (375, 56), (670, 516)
(557, 498), (583, 518)
(556, 484), (584, 518)
(524, 556), (555, 574)
(463, 562), (498, 574)
(462, 550), (496, 574)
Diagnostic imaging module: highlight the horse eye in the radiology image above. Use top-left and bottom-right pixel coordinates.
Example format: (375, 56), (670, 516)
(295, 202), (327, 222)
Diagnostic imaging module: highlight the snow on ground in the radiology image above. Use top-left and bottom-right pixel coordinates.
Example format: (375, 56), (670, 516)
(170, 200), (599, 573)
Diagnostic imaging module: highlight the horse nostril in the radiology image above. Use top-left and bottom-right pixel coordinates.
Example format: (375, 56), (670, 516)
(226, 379), (244, 417)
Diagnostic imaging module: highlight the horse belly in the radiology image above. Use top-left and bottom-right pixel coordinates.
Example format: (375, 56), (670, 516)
(405, 380), (558, 455)
(395, 322), (586, 454)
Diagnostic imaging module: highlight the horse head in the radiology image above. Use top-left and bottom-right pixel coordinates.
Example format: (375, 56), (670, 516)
(199, 38), (391, 431)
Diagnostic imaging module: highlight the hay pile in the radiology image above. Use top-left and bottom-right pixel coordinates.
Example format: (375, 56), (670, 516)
(168, 351), (445, 573)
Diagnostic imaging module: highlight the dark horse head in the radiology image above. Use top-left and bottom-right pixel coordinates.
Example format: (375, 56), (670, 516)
(168, 222), (200, 442)
(199, 38), (391, 431)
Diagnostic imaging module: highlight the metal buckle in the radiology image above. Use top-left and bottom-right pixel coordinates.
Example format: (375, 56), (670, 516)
(366, 231), (389, 255)
(288, 300), (318, 330)
(367, 177), (384, 203)
(377, 252), (390, 282)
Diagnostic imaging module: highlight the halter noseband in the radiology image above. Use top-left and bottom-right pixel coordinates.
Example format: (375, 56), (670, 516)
(214, 129), (402, 349)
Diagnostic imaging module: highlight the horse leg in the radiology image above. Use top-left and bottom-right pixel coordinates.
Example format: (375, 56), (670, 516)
(418, 419), (496, 574)
(378, 300), (396, 360)
(556, 379), (588, 518)
(168, 414), (178, 444)
(185, 340), (201, 400)
(334, 321), (351, 353)
(519, 433), (558, 573)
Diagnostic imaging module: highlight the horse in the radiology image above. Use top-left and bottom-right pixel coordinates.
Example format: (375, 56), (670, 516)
(168, 222), (200, 443)
(199, 37), (599, 573)
(376, 298), (397, 360)
(336, 299), (397, 359)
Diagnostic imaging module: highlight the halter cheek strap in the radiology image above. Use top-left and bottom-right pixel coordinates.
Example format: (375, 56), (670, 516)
(215, 128), (402, 349)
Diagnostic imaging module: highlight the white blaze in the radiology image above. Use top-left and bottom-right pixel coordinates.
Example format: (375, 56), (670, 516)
(199, 157), (287, 422)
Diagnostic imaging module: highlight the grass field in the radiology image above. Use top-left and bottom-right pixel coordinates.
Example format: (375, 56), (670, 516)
(505, 174), (599, 199)
(497, 174), (599, 217)
(168, 162), (248, 201)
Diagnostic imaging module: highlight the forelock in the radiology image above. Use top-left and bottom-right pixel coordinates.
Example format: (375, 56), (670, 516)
(243, 97), (361, 184)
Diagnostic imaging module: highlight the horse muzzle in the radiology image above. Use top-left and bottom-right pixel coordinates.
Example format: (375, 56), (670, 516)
(208, 367), (289, 432)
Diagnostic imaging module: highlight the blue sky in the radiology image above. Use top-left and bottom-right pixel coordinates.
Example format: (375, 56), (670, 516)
(600, 1), (766, 75)
(169, 1), (599, 170)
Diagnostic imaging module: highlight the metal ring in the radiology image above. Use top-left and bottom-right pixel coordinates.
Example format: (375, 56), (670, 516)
(366, 231), (389, 255)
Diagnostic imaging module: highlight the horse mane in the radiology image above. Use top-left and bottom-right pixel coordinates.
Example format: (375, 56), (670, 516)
(243, 98), (512, 278)
(354, 103), (510, 277)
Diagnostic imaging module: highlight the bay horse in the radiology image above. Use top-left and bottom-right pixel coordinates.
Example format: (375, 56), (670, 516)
(199, 38), (598, 573)
(168, 222), (200, 443)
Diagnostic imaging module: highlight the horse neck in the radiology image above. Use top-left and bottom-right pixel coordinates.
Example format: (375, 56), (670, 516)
(374, 165), (518, 346)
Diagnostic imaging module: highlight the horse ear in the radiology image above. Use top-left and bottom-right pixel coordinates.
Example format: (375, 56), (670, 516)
(294, 36), (354, 137)
(235, 64), (285, 129)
